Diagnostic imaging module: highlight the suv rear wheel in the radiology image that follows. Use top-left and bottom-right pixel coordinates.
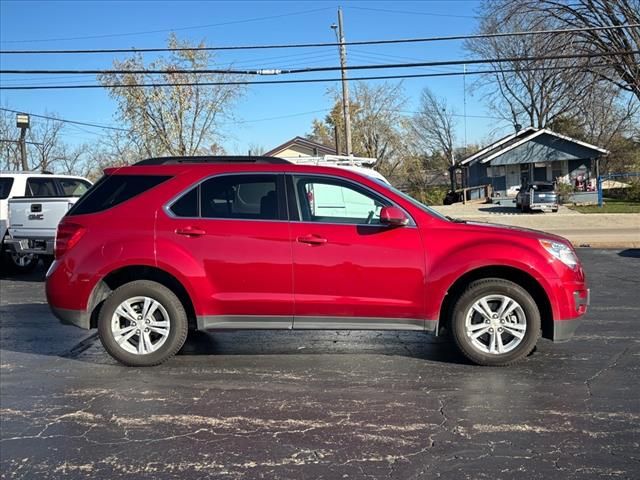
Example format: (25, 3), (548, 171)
(451, 278), (540, 366)
(98, 280), (188, 366)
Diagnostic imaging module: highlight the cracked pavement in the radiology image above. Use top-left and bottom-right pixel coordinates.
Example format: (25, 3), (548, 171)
(1, 249), (639, 479)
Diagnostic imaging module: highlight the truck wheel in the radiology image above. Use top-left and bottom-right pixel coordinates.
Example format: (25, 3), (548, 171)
(451, 278), (540, 366)
(98, 280), (188, 367)
(4, 251), (39, 274)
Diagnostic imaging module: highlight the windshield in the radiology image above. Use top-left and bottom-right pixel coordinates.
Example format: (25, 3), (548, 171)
(374, 179), (450, 222)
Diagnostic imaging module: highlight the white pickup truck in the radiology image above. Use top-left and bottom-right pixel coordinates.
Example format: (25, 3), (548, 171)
(1, 172), (91, 273)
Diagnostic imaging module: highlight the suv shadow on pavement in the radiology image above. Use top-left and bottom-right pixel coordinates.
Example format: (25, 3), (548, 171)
(617, 249), (640, 258)
(176, 330), (470, 365)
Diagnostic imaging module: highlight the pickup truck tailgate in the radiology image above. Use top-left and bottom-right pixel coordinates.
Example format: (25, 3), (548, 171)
(8, 197), (78, 238)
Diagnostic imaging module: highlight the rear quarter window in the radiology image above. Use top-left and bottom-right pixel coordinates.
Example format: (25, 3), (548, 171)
(67, 174), (171, 216)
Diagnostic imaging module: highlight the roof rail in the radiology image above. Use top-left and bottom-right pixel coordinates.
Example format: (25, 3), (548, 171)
(134, 155), (290, 166)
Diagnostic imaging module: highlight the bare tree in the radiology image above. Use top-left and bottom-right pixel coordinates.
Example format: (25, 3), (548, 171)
(28, 115), (65, 172)
(99, 34), (245, 158)
(411, 88), (457, 168)
(466, 1), (598, 128)
(525, 0), (640, 100)
(307, 81), (408, 176)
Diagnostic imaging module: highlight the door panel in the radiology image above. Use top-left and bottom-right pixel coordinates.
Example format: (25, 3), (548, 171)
(288, 175), (426, 323)
(156, 174), (293, 321)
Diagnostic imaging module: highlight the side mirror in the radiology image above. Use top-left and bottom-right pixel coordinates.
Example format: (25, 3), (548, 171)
(380, 206), (409, 226)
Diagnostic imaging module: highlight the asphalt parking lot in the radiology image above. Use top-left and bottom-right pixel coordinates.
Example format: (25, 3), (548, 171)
(1, 249), (639, 479)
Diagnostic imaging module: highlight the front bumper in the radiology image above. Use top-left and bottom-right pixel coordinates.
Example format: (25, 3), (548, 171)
(553, 288), (590, 341)
(4, 237), (54, 255)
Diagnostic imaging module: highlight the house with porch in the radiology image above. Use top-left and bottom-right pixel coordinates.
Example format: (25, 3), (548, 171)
(459, 127), (608, 198)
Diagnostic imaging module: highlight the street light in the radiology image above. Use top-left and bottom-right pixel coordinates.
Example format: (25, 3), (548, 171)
(16, 113), (30, 170)
(16, 113), (30, 129)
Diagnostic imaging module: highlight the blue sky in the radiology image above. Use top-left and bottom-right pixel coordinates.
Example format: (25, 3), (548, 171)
(0, 0), (512, 154)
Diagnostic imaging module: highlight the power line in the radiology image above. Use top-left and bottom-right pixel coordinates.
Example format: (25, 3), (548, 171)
(0, 139), (44, 145)
(0, 108), (129, 131)
(3, 50), (636, 76)
(347, 5), (479, 20)
(1, 62), (629, 90)
(1, 24), (637, 55)
(0, 7), (334, 44)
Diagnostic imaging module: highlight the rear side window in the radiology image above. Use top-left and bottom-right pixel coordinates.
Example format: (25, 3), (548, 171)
(67, 175), (171, 216)
(26, 178), (58, 197)
(200, 174), (281, 220)
(0, 178), (14, 199)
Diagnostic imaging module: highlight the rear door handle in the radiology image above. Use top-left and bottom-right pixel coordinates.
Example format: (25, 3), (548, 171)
(297, 234), (327, 245)
(176, 227), (206, 237)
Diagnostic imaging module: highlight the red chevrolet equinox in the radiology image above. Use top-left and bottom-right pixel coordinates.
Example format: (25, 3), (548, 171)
(46, 156), (589, 367)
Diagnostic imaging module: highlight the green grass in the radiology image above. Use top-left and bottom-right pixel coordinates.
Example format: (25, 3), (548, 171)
(568, 198), (640, 214)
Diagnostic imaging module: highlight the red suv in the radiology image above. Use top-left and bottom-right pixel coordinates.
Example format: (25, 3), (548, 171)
(46, 157), (589, 367)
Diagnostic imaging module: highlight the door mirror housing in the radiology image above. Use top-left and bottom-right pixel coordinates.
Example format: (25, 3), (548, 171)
(380, 206), (409, 226)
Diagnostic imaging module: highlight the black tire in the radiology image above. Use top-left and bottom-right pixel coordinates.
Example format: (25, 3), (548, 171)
(98, 280), (188, 367)
(450, 278), (540, 366)
(552, 208), (558, 213)
(3, 250), (39, 274)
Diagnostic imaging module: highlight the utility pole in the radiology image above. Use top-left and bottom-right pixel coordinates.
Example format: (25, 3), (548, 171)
(332, 7), (352, 156)
(16, 113), (30, 171)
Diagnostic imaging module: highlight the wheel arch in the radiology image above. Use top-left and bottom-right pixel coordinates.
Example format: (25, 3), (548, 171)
(87, 265), (197, 330)
(438, 265), (554, 340)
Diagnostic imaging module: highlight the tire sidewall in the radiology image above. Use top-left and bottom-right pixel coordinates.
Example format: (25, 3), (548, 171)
(451, 279), (540, 366)
(98, 281), (188, 367)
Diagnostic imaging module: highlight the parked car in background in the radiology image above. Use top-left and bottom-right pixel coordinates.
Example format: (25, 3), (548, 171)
(1, 172), (91, 273)
(516, 181), (559, 213)
(47, 156), (589, 367)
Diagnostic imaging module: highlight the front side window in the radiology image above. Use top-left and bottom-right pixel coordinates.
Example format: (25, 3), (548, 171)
(200, 174), (281, 220)
(293, 176), (389, 224)
(58, 178), (91, 197)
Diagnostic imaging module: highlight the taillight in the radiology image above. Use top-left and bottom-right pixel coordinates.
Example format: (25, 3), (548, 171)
(55, 222), (86, 259)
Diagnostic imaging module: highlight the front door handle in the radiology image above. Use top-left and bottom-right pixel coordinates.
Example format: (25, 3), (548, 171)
(297, 234), (327, 245)
(176, 226), (206, 237)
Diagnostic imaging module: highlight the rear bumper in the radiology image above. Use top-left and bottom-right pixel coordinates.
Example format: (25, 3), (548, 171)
(4, 236), (54, 255)
(50, 305), (91, 330)
(529, 203), (558, 212)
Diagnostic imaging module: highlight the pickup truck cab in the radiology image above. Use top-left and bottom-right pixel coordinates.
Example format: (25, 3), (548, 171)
(46, 157), (589, 367)
(1, 172), (91, 272)
(516, 181), (559, 213)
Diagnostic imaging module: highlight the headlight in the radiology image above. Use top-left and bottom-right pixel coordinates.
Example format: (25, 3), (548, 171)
(539, 240), (578, 269)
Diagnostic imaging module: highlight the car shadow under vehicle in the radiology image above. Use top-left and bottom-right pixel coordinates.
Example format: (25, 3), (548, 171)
(176, 329), (470, 365)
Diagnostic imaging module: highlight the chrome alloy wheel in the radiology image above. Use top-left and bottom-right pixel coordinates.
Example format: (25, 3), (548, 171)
(464, 294), (527, 355)
(110, 296), (171, 355)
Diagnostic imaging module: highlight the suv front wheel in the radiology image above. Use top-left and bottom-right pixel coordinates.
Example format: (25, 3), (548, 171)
(98, 280), (188, 367)
(451, 278), (540, 366)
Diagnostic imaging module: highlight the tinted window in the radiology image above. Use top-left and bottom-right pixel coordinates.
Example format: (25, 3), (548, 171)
(67, 175), (171, 216)
(200, 174), (280, 220)
(58, 178), (91, 197)
(0, 178), (14, 199)
(26, 178), (58, 197)
(534, 184), (555, 192)
(170, 186), (198, 217)
(294, 176), (389, 224)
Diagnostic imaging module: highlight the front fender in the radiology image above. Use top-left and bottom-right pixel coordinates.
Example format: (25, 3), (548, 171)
(424, 238), (560, 322)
